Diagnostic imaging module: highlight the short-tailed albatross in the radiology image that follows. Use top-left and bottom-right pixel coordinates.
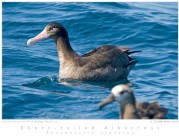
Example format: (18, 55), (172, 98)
(27, 22), (139, 81)
(99, 84), (168, 119)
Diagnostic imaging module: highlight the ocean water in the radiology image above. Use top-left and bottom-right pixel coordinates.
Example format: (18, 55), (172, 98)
(2, 2), (178, 119)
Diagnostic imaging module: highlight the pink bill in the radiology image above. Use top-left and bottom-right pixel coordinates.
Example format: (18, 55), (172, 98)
(27, 29), (49, 46)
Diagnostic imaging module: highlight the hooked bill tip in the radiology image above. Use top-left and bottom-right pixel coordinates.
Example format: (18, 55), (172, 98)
(98, 104), (104, 110)
(27, 39), (32, 46)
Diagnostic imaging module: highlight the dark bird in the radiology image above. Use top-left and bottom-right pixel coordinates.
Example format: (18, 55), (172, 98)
(27, 22), (139, 81)
(99, 84), (168, 119)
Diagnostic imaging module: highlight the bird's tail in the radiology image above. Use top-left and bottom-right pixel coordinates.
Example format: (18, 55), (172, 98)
(126, 60), (138, 71)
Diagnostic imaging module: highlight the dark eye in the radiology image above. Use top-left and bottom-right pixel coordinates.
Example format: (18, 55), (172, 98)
(49, 26), (58, 31)
(49, 27), (53, 31)
(120, 91), (125, 95)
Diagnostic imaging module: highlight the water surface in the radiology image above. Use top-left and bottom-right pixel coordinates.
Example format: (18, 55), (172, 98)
(2, 2), (178, 119)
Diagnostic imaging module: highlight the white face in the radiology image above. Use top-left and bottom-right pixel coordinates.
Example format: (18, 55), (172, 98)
(111, 85), (132, 103)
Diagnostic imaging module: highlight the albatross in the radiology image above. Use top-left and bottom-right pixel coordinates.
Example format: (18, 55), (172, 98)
(27, 22), (139, 81)
(99, 84), (168, 119)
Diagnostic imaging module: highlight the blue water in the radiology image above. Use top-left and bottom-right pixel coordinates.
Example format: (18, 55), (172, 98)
(2, 2), (178, 119)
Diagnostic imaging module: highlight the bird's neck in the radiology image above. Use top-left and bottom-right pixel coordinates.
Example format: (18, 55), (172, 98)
(55, 37), (79, 65)
(120, 97), (140, 119)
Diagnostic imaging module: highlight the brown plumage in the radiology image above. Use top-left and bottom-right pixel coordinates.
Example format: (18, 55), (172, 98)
(99, 84), (168, 119)
(136, 102), (168, 119)
(27, 22), (139, 81)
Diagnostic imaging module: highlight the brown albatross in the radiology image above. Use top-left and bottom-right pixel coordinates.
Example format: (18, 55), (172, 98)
(27, 22), (139, 81)
(99, 84), (168, 119)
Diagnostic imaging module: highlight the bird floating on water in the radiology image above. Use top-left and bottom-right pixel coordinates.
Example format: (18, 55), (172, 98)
(27, 22), (139, 81)
(99, 84), (168, 119)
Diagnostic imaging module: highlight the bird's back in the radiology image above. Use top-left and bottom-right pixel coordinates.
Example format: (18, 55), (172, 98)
(60, 45), (138, 81)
